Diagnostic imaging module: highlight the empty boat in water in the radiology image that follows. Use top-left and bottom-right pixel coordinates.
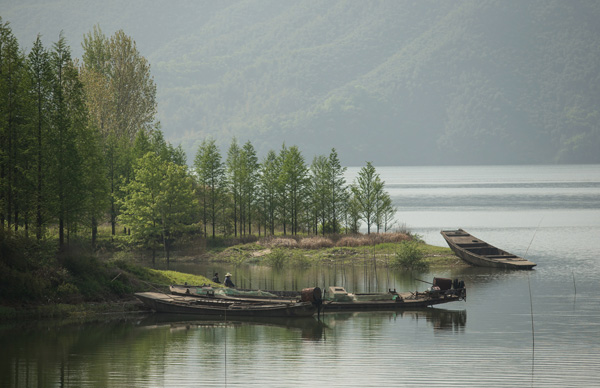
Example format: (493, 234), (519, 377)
(441, 229), (536, 269)
(135, 292), (317, 318)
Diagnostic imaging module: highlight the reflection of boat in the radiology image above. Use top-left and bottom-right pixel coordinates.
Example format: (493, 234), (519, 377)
(441, 229), (536, 269)
(136, 313), (327, 339)
(135, 292), (316, 317)
(325, 308), (466, 331)
(321, 277), (466, 311)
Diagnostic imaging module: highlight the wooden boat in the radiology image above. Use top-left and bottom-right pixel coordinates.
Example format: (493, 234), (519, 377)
(135, 292), (317, 318)
(441, 229), (536, 269)
(169, 279), (465, 311)
(321, 277), (466, 311)
(169, 284), (300, 304)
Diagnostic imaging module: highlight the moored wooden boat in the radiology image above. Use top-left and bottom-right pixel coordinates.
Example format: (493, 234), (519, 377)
(169, 279), (465, 311)
(321, 278), (466, 311)
(169, 284), (300, 304)
(441, 229), (536, 269)
(135, 292), (317, 318)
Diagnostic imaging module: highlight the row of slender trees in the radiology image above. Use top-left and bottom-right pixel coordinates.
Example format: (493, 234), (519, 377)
(0, 20), (158, 250)
(194, 139), (396, 242)
(0, 19), (396, 259)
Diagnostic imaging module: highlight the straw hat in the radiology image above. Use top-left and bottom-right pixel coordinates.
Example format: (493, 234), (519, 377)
(225, 273), (232, 277)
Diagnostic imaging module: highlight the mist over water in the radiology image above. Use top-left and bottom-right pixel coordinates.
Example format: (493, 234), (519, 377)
(4, 165), (600, 387)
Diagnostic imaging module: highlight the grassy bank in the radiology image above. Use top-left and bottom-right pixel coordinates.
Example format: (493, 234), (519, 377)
(206, 233), (465, 269)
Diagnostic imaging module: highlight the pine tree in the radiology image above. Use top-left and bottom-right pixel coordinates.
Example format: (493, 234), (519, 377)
(27, 35), (53, 240)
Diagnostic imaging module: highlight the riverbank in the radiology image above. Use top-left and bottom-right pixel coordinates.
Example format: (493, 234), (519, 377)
(1, 230), (465, 321)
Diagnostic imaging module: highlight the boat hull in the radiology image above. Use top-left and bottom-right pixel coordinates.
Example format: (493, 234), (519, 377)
(135, 292), (316, 318)
(441, 229), (536, 269)
(322, 291), (465, 311)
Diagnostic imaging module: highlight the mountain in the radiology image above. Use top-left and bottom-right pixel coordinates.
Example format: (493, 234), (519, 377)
(3, 0), (600, 165)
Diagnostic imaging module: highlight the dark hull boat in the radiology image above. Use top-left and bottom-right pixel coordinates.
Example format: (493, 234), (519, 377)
(321, 278), (466, 311)
(135, 292), (317, 318)
(441, 229), (536, 270)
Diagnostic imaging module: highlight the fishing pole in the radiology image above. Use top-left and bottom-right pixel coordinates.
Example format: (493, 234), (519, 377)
(525, 217), (544, 257)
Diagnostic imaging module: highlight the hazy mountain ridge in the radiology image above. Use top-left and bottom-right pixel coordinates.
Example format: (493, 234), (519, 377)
(3, 0), (599, 165)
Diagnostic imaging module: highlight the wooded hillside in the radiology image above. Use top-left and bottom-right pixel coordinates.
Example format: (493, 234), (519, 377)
(4, 0), (600, 165)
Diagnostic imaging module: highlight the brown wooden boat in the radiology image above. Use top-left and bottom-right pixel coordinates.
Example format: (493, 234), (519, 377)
(441, 229), (536, 269)
(169, 280), (465, 311)
(135, 292), (317, 318)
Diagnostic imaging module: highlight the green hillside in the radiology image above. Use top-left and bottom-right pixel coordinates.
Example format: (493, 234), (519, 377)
(3, 0), (600, 165)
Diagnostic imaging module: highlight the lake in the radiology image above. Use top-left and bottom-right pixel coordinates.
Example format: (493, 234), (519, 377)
(3, 164), (600, 387)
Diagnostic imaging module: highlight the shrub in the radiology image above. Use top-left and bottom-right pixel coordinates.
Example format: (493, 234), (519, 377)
(289, 251), (311, 268)
(336, 235), (369, 247)
(266, 237), (298, 248)
(299, 237), (334, 249)
(392, 241), (428, 271)
(265, 249), (287, 268)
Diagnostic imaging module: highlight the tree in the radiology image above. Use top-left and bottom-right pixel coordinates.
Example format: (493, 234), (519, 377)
(240, 141), (259, 236)
(0, 19), (31, 232)
(119, 152), (196, 266)
(351, 162), (383, 234)
(27, 35), (53, 240)
(327, 148), (347, 234)
(310, 155), (329, 235)
(49, 33), (89, 248)
(225, 138), (241, 237)
(81, 26), (157, 236)
(279, 145), (308, 235)
(375, 190), (395, 233)
(259, 150), (280, 236)
(194, 138), (225, 239)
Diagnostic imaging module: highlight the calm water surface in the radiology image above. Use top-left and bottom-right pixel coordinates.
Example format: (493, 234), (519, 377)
(3, 165), (600, 387)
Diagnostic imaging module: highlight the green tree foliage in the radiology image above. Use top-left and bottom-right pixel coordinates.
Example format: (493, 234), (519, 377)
(194, 138), (225, 239)
(27, 35), (53, 240)
(225, 138), (241, 237)
(392, 240), (428, 271)
(351, 162), (385, 234)
(81, 26), (157, 236)
(48, 33), (94, 248)
(258, 149), (280, 236)
(119, 152), (197, 266)
(240, 141), (259, 236)
(327, 148), (347, 234)
(310, 154), (329, 235)
(0, 18), (31, 232)
(279, 145), (308, 235)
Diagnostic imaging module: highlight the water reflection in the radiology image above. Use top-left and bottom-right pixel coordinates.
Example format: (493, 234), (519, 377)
(324, 308), (466, 333)
(137, 313), (328, 341)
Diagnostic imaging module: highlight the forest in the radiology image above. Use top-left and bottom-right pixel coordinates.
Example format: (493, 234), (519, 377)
(4, 0), (599, 165)
(0, 20), (396, 262)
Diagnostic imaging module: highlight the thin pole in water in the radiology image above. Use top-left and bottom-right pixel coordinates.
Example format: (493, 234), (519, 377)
(528, 273), (535, 350)
(525, 217), (544, 257)
(572, 271), (577, 300)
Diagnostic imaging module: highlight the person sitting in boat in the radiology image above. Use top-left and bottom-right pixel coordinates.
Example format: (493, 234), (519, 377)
(224, 273), (235, 288)
(212, 272), (220, 284)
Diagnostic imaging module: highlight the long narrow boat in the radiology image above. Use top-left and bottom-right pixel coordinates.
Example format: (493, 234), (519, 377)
(135, 292), (317, 318)
(169, 284), (311, 304)
(441, 229), (536, 269)
(169, 278), (465, 311)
